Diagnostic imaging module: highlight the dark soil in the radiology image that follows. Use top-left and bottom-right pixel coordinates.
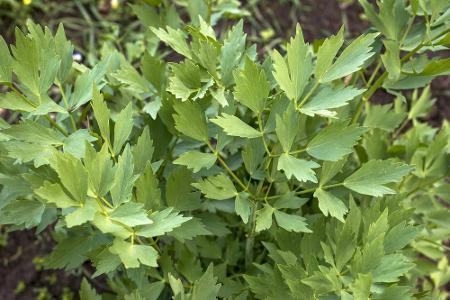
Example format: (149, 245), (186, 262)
(0, 229), (81, 300)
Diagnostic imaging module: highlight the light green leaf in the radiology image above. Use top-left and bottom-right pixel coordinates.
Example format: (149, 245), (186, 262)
(319, 158), (347, 186)
(314, 188), (348, 222)
(151, 26), (192, 59)
(91, 87), (111, 145)
(0, 92), (35, 112)
(0, 36), (12, 82)
(135, 163), (161, 210)
(235, 192), (251, 224)
(272, 24), (312, 102)
(343, 159), (414, 196)
(274, 210), (311, 233)
(84, 143), (115, 197)
(49, 151), (88, 203)
(350, 273), (372, 300)
(321, 33), (379, 82)
(277, 153), (319, 183)
(381, 40), (401, 80)
(233, 56), (270, 113)
(300, 85), (364, 117)
(192, 173), (237, 200)
(168, 218), (211, 242)
(372, 254), (414, 283)
(110, 145), (136, 206)
(93, 212), (132, 239)
(221, 20), (246, 86)
(364, 104), (407, 132)
(110, 202), (152, 227)
(275, 104), (298, 152)
(109, 238), (158, 268)
(255, 204), (275, 232)
(63, 129), (96, 159)
(132, 126), (154, 174)
(136, 208), (191, 237)
(113, 103), (134, 154)
(174, 150), (216, 173)
(173, 100), (208, 142)
(211, 113), (262, 138)
(307, 123), (367, 161)
(315, 26), (344, 80)
(65, 199), (98, 228)
(2, 120), (64, 145)
(34, 181), (78, 208)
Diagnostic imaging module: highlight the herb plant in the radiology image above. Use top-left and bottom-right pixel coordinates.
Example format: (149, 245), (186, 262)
(0, 0), (449, 299)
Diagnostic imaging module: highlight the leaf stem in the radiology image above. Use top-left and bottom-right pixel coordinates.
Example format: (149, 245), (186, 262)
(297, 81), (319, 110)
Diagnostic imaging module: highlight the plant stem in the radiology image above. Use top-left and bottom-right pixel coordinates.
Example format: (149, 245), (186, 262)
(297, 81), (319, 110)
(207, 142), (248, 191)
(258, 113), (271, 157)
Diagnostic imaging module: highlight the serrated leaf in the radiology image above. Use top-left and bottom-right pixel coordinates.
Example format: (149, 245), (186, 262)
(65, 199), (98, 228)
(321, 33), (379, 82)
(221, 20), (246, 86)
(191, 264), (222, 300)
(235, 192), (251, 224)
(211, 113), (262, 138)
(0, 36), (12, 82)
(275, 104), (298, 152)
(277, 153), (319, 183)
(174, 150), (216, 173)
(168, 218), (211, 242)
(233, 56), (270, 113)
(132, 126), (154, 174)
(49, 151), (88, 203)
(79, 278), (102, 300)
(307, 123), (367, 161)
(173, 100), (208, 142)
(84, 143), (115, 197)
(350, 273), (372, 300)
(110, 202), (152, 227)
(343, 159), (414, 196)
(166, 167), (201, 211)
(113, 103), (134, 154)
(63, 129), (96, 159)
(372, 254), (414, 283)
(135, 163), (161, 210)
(255, 204), (275, 232)
(2, 120), (64, 145)
(274, 210), (311, 233)
(272, 24), (312, 102)
(34, 181), (78, 208)
(109, 238), (158, 268)
(315, 27), (344, 80)
(192, 173), (237, 200)
(110, 145), (136, 206)
(91, 87), (111, 145)
(314, 188), (348, 222)
(151, 26), (191, 59)
(136, 208), (191, 237)
(300, 85), (364, 117)
(364, 103), (407, 132)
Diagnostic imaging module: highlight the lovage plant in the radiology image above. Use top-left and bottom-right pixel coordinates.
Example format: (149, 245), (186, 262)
(0, 0), (449, 299)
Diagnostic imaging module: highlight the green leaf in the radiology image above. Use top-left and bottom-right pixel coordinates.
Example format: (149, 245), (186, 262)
(300, 85), (364, 118)
(34, 181), (79, 208)
(109, 238), (158, 268)
(315, 26), (344, 80)
(221, 20), (246, 86)
(314, 188), (348, 222)
(192, 173), (237, 200)
(84, 143), (115, 197)
(0, 199), (44, 228)
(307, 123), (367, 161)
(0, 36), (13, 82)
(49, 151), (88, 203)
(110, 202), (152, 227)
(275, 104), (298, 152)
(63, 129), (96, 159)
(151, 26), (192, 59)
(235, 192), (251, 224)
(364, 104), (407, 132)
(0, 92), (35, 112)
(65, 200), (98, 228)
(319, 158), (347, 186)
(135, 163), (161, 210)
(372, 254), (414, 283)
(381, 40), (401, 80)
(79, 278), (102, 300)
(191, 264), (222, 300)
(173, 100), (208, 141)
(255, 204), (275, 232)
(91, 87), (111, 145)
(2, 120), (64, 145)
(136, 208), (191, 237)
(272, 24), (312, 102)
(274, 210), (311, 233)
(350, 273), (372, 300)
(113, 103), (134, 154)
(168, 218), (211, 242)
(132, 126), (154, 175)
(93, 212), (132, 239)
(321, 33), (379, 82)
(233, 56), (270, 113)
(211, 113), (262, 138)
(110, 145), (136, 206)
(174, 150), (216, 173)
(166, 167), (201, 211)
(343, 159), (414, 196)
(277, 153), (319, 183)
